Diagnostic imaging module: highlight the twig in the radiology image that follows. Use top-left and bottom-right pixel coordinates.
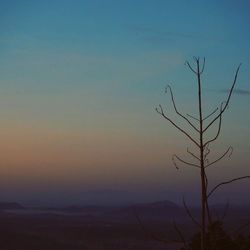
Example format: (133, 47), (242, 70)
(173, 220), (188, 249)
(182, 197), (201, 229)
(187, 113), (199, 121)
(207, 176), (250, 199)
(166, 85), (199, 132)
(185, 61), (198, 75)
(202, 107), (218, 121)
(173, 154), (200, 168)
(187, 147), (200, 161)
(205, 146), (233, 168)
(204, 102), (225, 148)
(200, 57), (206, 74)
(203, 64), (242, 133)
(204, 143), (210, 160)
(156, 105), (200, 147)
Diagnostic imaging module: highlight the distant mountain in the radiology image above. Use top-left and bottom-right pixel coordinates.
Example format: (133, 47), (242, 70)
(31, 200), (183, 219)
(60, 205), (102, 212)
(0, 200), (185, 220)
(45, 200), (181, 214)
(107, 200), (185, 221)
(133, 200), (180, 209)
(131, 200), (181, 214)
(50, 205), (111, 214)
(0, 202), (24, 210)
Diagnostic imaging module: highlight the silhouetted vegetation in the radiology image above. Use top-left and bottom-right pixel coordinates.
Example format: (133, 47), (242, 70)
(156, 57), (249, 249)
(182, 221), (250, 250)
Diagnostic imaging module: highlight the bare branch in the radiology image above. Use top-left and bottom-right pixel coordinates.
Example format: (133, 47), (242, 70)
(173, 154), (200, 168)
(204, 102), (225, 148)
(185, 60), (198, 75)
(202, 107), (219, 121)
(183, 197), (201, 229)
(156, 105), (200, 147)
(165, 85), (199, 132)
(204, 172), (213, 225)
(205, 171), (208, 190)
(200, 57), (206, 74)
(203, 64), (242, 133)
(205, 146), (233, 168)
(193, 56), (199, 62)
(207, 176), (250, 199)
(187, 147), (200, 161)
(172, 155), (180, 170)
(204, 143), (211, 160)
(187, 113), (199, 121)
(173, 220), (188, 249)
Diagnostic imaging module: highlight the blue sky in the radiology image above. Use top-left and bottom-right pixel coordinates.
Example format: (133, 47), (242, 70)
(0, 0), (250, 205)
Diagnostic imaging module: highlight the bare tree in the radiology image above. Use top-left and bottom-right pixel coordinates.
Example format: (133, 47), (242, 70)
(156, 57), (249, 250)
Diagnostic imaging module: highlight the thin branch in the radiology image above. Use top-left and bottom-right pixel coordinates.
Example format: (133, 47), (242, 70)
(172, 156), (180, 170)
(202, 107), (219, 121)
(185, 61), (198, 75)
(133, 207), (181, 244)
(187, 113), (199, 121)
(182, 197), (201, 229)
(193, 56), (199, 63)
(204, 172), (213, 224)
(166, 85), (199, 132)
(205, 171), (208, 190)
(173, 154), (200, 168)
(203, 64), (242, 133)
(156, 105), (200, 147)
(187, 147), (200, 161)
(204, 102), (225, 148)
(205, 146), (233, 168)
(207, 176), (250, 199)
(204, 143), (211, 160)
(206, 198), (212, 225)
(173, 220), (188, 249)
(200, 57), (206, 74)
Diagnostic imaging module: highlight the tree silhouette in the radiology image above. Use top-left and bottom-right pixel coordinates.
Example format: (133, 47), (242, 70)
(156, 57), (249, 250)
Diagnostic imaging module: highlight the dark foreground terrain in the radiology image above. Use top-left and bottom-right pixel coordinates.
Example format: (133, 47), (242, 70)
(0, 201), (249, 250)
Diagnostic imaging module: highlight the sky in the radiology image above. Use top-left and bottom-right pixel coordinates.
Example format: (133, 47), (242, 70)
(0, 0), (250, 206)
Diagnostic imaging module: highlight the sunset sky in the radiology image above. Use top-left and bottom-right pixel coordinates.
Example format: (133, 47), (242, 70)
(0, 0), (250, 206)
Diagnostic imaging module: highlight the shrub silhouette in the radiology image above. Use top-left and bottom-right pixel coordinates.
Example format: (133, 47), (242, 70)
(181, 221), (250, 250)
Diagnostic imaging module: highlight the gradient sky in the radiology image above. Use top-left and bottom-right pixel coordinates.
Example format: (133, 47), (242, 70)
(0, 0), (250, 206)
